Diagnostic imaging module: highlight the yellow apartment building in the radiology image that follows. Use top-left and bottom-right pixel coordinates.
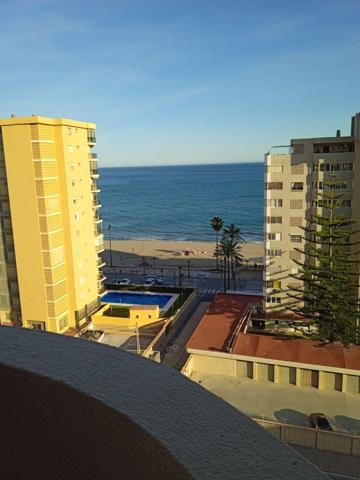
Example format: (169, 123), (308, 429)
(264, 112), (360, 313)
(0, 115), (105, 333)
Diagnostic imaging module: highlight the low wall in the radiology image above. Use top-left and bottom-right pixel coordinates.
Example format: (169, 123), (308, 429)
(142, 290), (198, 361)
(257, 419), (360, 457)
(185, 351), (360, 394)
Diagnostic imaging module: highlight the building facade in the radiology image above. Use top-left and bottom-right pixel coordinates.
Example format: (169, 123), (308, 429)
(0, 115), (105, 333)
(264, 112), (360, 313)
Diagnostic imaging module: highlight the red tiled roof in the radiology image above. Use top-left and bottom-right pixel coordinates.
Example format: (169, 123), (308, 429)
(187, 293), (262, 352)
(187, 293), (360, 371)
(232, 333), (360, 370)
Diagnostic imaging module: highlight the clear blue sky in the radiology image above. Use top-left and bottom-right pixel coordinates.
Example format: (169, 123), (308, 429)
(1, 0), (360, 166)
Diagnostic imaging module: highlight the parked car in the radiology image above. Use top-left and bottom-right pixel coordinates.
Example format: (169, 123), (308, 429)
(309, 413), (333, 431)
(119, 278), (131, 285)
(155, 279), (164, 285)
(144, 277), (156, 286)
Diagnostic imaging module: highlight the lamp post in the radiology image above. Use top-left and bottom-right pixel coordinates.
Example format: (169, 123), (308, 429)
(108, 224), (113, 268)
(178, 266), (182, 287)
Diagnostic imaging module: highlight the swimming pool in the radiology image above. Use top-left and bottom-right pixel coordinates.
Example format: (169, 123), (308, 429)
(101, 291), (176, 310)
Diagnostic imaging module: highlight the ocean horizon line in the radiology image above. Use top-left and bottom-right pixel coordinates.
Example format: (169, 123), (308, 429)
(99, 160), (263, 169)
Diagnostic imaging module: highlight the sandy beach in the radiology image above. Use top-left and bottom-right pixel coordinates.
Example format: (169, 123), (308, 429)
(103, 239), (264, 268)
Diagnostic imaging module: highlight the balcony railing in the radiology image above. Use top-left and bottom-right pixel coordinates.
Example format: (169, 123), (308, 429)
(89, 153), (98, 160)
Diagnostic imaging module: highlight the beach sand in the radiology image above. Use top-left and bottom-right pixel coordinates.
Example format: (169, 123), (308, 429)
(104, 239), (264, 268)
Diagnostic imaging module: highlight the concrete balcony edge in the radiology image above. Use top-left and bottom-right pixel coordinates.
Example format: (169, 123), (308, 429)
(0, 327), (328, 479)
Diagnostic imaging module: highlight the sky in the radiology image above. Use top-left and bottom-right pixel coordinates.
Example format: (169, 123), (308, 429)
(1, 0), (360, 167)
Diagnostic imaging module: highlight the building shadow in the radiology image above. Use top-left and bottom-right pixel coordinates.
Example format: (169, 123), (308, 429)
(335, 415), (360, 435)
(274, 408), (309, 426)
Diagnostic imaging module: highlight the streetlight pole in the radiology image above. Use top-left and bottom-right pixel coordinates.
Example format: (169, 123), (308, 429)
(178, 266), (182, 287)
(108, 224), (113, 267)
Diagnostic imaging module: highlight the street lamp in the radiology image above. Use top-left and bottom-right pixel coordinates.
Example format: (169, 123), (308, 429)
(108, 224), (113, 267)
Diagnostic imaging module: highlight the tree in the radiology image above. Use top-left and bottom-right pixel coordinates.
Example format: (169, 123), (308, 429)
(222, 224), (245, 280)
(211, 216), (224, 269)
(218, 239), (243, 292)
(287, 179), (360, 344)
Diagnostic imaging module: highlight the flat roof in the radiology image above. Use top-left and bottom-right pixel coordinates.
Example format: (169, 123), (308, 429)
(0, 115), (96, 129)
(187, 293), (262, 352)
(188, 293), (360, 371)
(232, 333), (360, 370)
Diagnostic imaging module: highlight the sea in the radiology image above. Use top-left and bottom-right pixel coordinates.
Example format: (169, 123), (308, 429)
(98, 162), (264, 242)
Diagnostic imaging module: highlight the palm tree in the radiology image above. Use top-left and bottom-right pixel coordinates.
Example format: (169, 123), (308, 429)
(222, 223), (244, 243)
(222, 224), (245, 280)
(218, 239), (242, 292)
(211, 216), (224, 269)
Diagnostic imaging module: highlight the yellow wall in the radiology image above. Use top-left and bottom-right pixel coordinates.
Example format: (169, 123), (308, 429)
(2, 124), (49, 323)
(0, 116), (102, 334)
(92, 304), (160, 329)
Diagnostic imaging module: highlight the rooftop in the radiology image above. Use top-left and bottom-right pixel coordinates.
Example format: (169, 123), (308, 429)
(187, 294), (360, 372)
(187, 293), (262, 352)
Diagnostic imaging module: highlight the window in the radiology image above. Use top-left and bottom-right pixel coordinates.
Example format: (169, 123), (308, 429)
(290, 235), (302, 243)
(73, 199), (78, 204)
(343, 162), (353, 171)
(266, 216), (282, 224)
(265, 182), (283, 190)
(291, 182), (303, 191)
(74, 213), (80, 220)
(266, 232), (281, 240)
(266, 249), (282, 256)
(290, 199), (303, 209)
(266, 199), (283, 207)
(148, 315), (152, 319)
(342, 199), (351, 207)
(266, 296), (281, 304)
(71, 180), (76, 187)
(135, 315), (139, 319)
(28, 320), (46, 331)
(67, 127), (72, 135)
(70, 163), (75, 171)
(68, 145), (74, 153)
(331, 163), (341, 171)
(59, 315), (68, 330)
(266, 280), (281, 290)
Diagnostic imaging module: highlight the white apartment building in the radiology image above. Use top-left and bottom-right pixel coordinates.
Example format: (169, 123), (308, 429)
(264, 113), (360, 315)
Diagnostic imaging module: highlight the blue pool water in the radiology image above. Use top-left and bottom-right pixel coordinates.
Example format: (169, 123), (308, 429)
(101, 291), (173, 308)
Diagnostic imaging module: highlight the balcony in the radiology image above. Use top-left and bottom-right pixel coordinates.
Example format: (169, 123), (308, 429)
(97, 256), (106, 268)
(87, 129), (96, 145)
(93, 211), (102, 223)
(98, 272), (106, 282)
(92, 193), (101, 208)
(0, 327), (326, 479)
(91, 180), (100, 193)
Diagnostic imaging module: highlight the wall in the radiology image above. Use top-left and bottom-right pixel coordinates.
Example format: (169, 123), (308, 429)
(92, 304), (160, 328)
(185, 350), (360, 394)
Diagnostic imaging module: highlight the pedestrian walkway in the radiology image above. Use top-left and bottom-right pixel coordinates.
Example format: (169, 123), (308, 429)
(162, 302), (211, 369)
(199, 288), (222, 294)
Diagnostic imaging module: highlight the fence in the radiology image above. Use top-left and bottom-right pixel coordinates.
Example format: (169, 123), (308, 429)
(256, 418), (360, 456)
